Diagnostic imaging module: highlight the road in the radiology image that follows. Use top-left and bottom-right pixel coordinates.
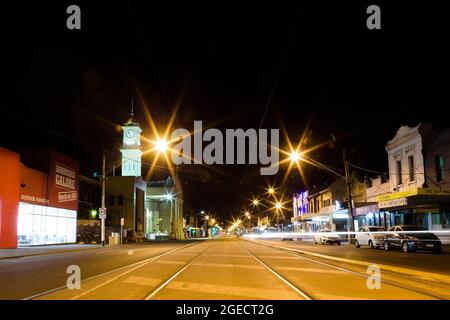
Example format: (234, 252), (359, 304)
(1, 237), (449, 300)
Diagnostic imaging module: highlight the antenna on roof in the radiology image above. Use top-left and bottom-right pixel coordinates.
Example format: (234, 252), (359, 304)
(131, 98), (134, 116)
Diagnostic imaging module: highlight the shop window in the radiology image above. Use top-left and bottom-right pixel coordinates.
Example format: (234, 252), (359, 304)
(435, 155), (444, 182)
(408, 156), (415, 182)
(431, 213), (440, 225)
(396, 160), (402, 185)
(17, 203), (76, 245)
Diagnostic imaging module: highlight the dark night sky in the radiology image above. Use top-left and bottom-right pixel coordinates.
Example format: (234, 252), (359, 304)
(2, 1), (449, 221)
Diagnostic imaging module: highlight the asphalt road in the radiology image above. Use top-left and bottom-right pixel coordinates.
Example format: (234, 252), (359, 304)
(0, 242), (196, 299)
(1, 237), (448, 300)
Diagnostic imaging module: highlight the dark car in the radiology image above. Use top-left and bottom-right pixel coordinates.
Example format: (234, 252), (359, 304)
(384, 225), (442, 253)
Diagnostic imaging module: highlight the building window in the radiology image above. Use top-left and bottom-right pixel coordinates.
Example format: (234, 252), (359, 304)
(108, 195), (115, 206)
(408, 155), (415, 182)
(435, 155), (444, 182)
(396, 160), (402, 185)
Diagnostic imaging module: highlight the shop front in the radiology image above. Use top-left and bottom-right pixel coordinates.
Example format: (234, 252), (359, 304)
(377, 188), (450, 231)
(0, 147), (79, 248)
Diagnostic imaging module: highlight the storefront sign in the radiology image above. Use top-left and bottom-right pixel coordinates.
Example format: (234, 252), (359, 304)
(377, 188), (450, 202)
(378, 197), (408, 209)
(48, 150), (79, 211)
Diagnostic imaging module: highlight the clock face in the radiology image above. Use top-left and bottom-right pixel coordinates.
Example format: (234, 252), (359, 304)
(125, 129), (135, 138)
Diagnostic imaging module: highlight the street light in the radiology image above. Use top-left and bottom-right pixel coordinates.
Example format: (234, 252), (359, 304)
(289, 151), (302, 162)
(155, 138), (168, 153)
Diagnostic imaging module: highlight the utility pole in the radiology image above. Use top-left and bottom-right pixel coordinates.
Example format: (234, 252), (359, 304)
(343, 150), (354, 243)
(101, 154), (106, 247)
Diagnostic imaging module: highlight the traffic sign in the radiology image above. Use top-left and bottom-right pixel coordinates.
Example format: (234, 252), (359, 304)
(99, 207), (107, 219)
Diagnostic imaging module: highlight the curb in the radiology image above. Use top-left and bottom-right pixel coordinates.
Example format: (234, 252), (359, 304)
(253, 240), (450, 285)
(0, 246), (103, 260)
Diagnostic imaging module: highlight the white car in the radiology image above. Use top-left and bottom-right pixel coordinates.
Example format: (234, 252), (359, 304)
(354, 226), (386, 249)
(313, 229), (341, 245)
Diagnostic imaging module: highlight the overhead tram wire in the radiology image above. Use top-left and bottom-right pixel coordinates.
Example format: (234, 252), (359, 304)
(237, 0), (304, 196)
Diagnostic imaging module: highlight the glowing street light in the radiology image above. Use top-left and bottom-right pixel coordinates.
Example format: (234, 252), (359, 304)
(275, 202), (282, 211)
(268, 187), (275, 195)
(155, 138), (168, 153)
(244, 211), (250, 217)
(252, 199), (259, 206)
(211, 218), (216, 224)
(289, 151), (302, 162)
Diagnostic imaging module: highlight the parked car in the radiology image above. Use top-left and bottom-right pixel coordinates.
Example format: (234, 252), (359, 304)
(313, 229), (341, 245)
(354, 226), (386, 249)
(384, 225), (442, 253)
(281, 235), (294, 241)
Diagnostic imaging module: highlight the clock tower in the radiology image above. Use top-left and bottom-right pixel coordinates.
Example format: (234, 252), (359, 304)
(120, 105), (142, 177)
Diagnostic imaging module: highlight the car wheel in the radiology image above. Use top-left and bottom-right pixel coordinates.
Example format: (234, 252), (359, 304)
(354, 240), (360, 248)
(384, 241), (390, 251)
(402, 241), (409, 253)
(433, 248), (442, 254)
(337, 241), (341, 246)
(369, 240), (374, 249)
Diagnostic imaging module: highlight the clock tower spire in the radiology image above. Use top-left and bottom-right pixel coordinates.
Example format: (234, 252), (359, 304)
(120, 99), (142, 177)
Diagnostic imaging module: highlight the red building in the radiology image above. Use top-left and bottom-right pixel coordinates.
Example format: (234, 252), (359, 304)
(0, 147), (79, 248)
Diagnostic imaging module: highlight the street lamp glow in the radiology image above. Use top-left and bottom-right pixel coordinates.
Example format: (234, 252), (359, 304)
(211, 218), (216, 224)
(252, 199), (259, 206)
(245, 211), (250, 217)
(155, 139), (168, 153)
(205, 215), (210, 220)
(201, 210), (205, 214)
(268, 187), (275, 195)
(165, 193), (174, 200)
(237, 219), (241, 224)
(275, 202), (282, 210)
(289, 151), (302, 162)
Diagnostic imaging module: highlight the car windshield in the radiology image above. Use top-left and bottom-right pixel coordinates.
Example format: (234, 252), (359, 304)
(400, 226), (427, 231)
(368, 227), (386, 231)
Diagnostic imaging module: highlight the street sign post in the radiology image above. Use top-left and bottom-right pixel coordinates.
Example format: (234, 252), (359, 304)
(100, 207), (106, 246)
(99, 207), (107, 219)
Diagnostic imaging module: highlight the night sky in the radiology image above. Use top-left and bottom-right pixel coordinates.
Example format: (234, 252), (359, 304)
(3, 1), (449, 221)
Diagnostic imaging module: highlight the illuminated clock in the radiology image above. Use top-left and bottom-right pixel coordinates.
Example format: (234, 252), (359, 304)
(125, 129), (135, 138)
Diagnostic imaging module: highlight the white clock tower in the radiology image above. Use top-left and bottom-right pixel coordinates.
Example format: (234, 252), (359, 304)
(120, 106), (142, 177)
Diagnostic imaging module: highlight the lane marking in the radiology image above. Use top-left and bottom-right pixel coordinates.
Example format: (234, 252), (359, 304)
(165, 281), (301, 300)
(192, 262), (264, 269)
(123, 276), (161, 287)
(143, 245), (212, 300)
(254, 240), (450, 284)
(22, 242), (200, 300)
(248, 241), (445, 300)
(236, 242), (312, 300)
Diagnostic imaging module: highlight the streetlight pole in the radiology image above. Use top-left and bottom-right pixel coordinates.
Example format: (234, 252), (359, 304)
(343, 150), (354, 243)
(101, 154), (106, 247)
